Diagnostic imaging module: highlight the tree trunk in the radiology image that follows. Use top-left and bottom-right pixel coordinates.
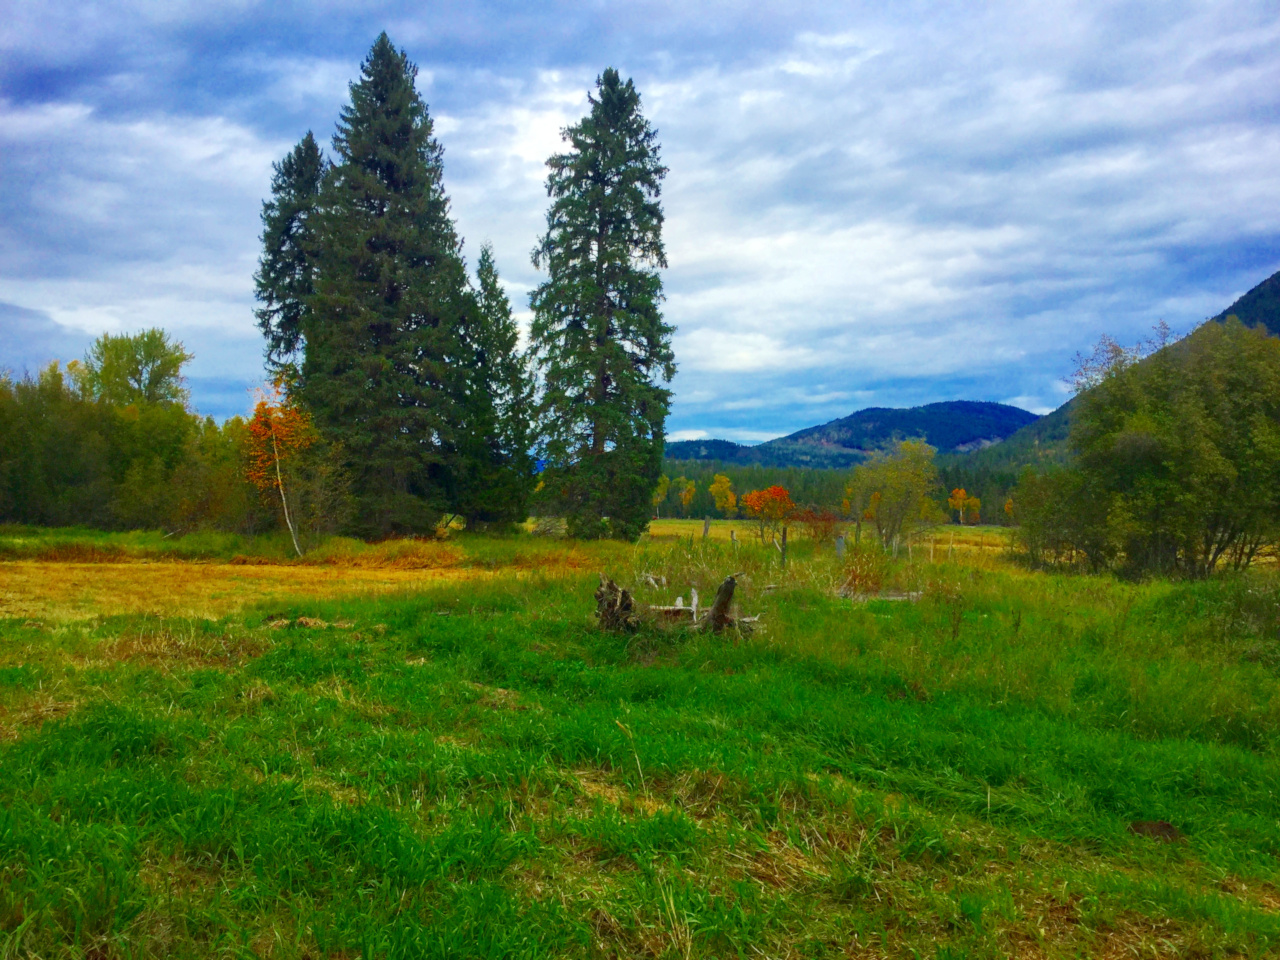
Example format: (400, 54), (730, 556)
(272, 431), (303, 558)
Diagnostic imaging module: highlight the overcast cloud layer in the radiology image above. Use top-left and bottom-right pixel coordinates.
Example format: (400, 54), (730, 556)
(3, 1), (1278, 440)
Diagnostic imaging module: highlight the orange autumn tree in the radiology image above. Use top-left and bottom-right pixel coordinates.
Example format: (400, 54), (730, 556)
(947, 487), (969, 524)
(245, 383), (316, 557)
(741, 485), (796, 542)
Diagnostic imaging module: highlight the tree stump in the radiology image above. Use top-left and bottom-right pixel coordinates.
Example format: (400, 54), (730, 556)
(595, 575), (639, 632)
(701, 574), (739, 634)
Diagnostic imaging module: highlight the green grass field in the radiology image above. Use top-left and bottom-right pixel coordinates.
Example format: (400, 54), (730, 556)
(2, 523), (1279, 958)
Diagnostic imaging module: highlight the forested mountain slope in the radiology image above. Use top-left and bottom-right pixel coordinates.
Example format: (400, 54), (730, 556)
(951, 267), (1280, 473)
(1211, 268), (1280, 335)
(667, 401), (1038, 469)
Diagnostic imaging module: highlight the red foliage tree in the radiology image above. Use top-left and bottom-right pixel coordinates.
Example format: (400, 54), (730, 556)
(245, 383), (315, 556)
(741, 485), (796, 542)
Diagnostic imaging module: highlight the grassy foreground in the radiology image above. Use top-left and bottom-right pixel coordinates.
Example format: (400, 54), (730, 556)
(2, 525), (1280, 958)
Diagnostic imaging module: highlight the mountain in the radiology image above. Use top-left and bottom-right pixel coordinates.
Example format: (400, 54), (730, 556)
(666, 400), (1039, 469)
(1211, 268), (1280, 336)
(669, 268), (1280, 475)
(954, 266), (1280, 473)
(937, 399), (1074, 472)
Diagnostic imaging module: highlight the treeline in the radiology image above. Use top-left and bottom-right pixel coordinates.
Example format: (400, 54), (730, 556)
(655, 461), (848, 518)
(0, 334), (270, 532)
(656, 457), (1012, 527)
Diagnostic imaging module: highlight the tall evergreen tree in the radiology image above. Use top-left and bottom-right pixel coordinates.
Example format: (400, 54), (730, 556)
(254, 132), (325, 372)
(448, 243), (535, 527)
(530, 68), (674, 540)
(301, 33), (473, 535)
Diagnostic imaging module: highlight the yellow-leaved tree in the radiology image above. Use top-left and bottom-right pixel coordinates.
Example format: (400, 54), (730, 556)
(678, 478), (696, 516)
(651, 475), (670, 519)
(709, 474), (736, 516)
(845, 440), (943, 549)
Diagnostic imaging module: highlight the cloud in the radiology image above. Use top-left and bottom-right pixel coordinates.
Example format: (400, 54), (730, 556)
(2, 1), (1279, 440)
(667, 429), (709, 442)
(0, 302), (92, 376)
(0, 97), (280, 417)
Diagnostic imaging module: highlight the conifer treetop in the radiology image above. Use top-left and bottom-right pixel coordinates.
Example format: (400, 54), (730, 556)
(255, 131), (325, 369)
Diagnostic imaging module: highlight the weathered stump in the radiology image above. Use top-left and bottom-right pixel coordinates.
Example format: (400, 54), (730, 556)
(702, 574), (739, 634)
(595, 575), (638, 632)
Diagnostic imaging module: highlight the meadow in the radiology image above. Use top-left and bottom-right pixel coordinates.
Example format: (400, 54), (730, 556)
(1, 522), (1279, 958)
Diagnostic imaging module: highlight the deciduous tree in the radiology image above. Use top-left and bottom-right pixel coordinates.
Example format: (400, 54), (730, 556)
(245, 384), (315, 556)
(678, 477), (696, 516)
(965, 495), (981, 525)
(1015, 319), (1280, 575)
(1066, 318), (1280, 575)
(709, 473), (736, 516)
(79, 329), (193, 407)
(741, 485), (795, 542)
(847, 440), (941, 549)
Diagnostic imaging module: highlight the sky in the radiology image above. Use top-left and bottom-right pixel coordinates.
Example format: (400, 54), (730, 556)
(2, 1), (1278, 443)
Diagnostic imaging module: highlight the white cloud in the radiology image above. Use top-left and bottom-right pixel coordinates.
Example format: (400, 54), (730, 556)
(0, 99), (278, 412)
(3, 0), (1279, 436)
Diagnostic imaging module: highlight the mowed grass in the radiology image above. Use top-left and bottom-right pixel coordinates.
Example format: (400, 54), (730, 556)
(1, 527), (1280, 958)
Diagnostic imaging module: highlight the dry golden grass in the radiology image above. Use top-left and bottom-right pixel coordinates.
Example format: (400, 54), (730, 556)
(0, 561), (496, 621)
(646, 517), (1014, 552)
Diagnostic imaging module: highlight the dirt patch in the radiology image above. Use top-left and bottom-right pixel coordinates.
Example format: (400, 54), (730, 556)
(265, 616), (355, 629)
(86, 624), (268, 670)
(0, 693), (79, 741)
(744, 829), (826, 890)
(575, 768), (669, 815)
(467, 681), (541, 712)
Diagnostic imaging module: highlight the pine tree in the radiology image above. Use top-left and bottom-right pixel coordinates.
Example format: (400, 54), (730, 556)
(254, 132), (325, 372)
(530, 68), (674, 541)
(448, 243), (535, 528)
(301, 33), (472, 536)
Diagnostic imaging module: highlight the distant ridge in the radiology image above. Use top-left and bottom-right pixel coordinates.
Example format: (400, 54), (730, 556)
(666, 400), (1039, 469)
(670, 268), (1280, 475)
